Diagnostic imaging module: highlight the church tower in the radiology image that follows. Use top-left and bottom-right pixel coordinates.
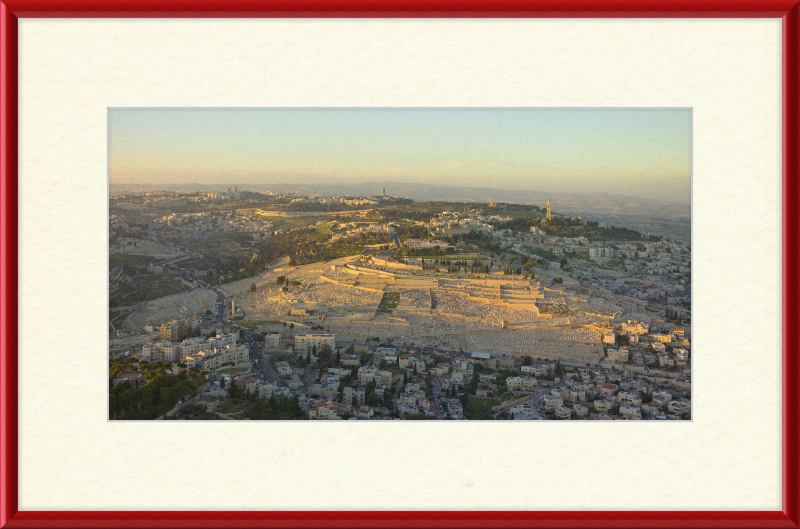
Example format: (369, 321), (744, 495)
(546, 199), (551, 221)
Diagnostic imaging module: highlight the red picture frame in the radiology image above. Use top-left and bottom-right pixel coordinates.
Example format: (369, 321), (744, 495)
(1, 1), (798, 528)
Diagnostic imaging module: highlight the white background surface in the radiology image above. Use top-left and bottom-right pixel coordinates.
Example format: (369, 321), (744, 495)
(17, 19), (782, 511)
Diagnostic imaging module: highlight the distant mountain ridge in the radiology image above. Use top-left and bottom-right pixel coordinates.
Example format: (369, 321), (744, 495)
(111, 181), (691, 219)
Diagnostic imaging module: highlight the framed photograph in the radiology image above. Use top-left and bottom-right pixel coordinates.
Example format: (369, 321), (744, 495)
(1, 1), (798, 528)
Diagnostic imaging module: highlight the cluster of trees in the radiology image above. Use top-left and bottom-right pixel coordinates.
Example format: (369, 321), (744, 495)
(243, 394), (305, 420)
(419, 258), (493, 275)
(584, 221), (660, 241)
(501, 264), (534, 279)
(495, 216), (546, 232)
(313, 232), (392, 262)
(299, 344), (336, 369)
(363, 380), (381, 407)
(216, 229), (315, 281)
(381, 202), (451, 223)
(110, 373), (197, 420)
(108, 356), (209, 420)
(281, 202), (376, 213)
(216, 222), (392, 280)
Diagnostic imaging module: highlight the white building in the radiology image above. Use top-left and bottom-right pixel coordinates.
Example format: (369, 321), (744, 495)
(358, 366), (377, 385)
(295, 334), (336, 354)
(607, 348), (629, 363)
(554, 406), (572, 420)
(620, 404), (642, 420)
(573, 403), (589, 418)
(203, 344), (251, 370)
(181, 336), (212, 356)
(668, 399), (690, 416)
(542, 393), (564, 411)
(264, 333), (281, 348)
(589, 247), (614, 258)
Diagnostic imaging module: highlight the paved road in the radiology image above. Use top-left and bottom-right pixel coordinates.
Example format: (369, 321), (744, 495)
(209, 287), (229, 323)
(245, 333), (278, 383)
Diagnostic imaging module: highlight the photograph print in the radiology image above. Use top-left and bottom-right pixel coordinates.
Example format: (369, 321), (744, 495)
(108, 108), (691, 421)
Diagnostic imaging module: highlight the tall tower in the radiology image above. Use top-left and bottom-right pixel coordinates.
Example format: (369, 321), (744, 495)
(546, 199), (552, 221)
(489, 196), (494, 207)
(464, 204), (467, 216)
(383, 187), (386, 198)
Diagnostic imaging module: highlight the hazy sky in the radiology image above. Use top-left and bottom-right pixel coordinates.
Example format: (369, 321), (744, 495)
(109, 108), (691, 204)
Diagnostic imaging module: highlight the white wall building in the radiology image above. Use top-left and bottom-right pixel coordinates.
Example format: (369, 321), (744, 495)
(295, 334), (336, 354)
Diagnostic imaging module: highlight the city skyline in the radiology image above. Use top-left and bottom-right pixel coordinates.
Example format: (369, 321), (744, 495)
(109, 108), (692, 205)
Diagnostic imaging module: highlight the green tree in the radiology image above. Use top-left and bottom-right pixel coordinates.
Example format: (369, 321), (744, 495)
(468, 372), (479, 395)
(319, 344), (333, 365)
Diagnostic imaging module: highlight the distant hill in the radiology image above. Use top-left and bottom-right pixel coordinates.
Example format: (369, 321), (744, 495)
(110, 181), (691, 219)
(247, 181), (691, 219)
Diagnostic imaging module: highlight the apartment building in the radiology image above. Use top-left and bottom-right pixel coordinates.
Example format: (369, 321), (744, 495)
(542, 393), (564, 411)
(573, 403), (589, 418)
(554, 406), (572, 420)
(598, 383), (618, 397)
(258, 382), (277, 400)
(294, 334), (336, 354)
(506, 376), (523, 390)
(620, 404), (642, 420)
(309, 402), (342, 420)
(160, 319), (189, 342)
(607, 348), (629, 363)
(343, 386), (366, 407)
(203, 344), (251, 370)
(618, 391), (642, 407)
(264, 333), (281, 348)
(668, 399), (690, 416)
(358, 366), (377, 385)
(181, 336), (212, 356)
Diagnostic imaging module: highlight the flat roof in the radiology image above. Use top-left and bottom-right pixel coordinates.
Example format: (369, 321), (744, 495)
(471, 352), (491, 359)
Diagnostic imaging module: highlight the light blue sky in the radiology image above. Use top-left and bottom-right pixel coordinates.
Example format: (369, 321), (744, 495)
(109, 108), (691, 204)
